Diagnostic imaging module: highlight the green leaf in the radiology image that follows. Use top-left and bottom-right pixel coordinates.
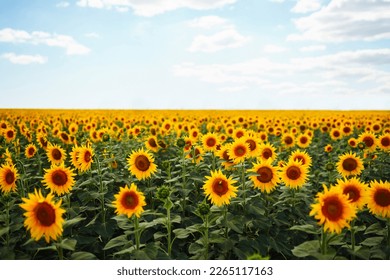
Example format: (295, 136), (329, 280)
(58, 238), (77, 251)
(365, 223), (386, 236)
(290, 224), (320, 235)
(103, 235), (129, 250)
(63, 216), (86, 229)
(292, 240), (320, 258)
(360, 236), (384, 247)
(173, 228), (190, 239)
(71, 251), (98, 260)
(0, 226), (9, 237)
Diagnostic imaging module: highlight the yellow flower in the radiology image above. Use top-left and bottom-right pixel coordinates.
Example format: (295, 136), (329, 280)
(336, 177), (368, 210)
(0, 163), (19, 193)
(201, 132), (219, 152)
(248, 159), (280, 193)
(228, 138), (249, 164)
(76, 144), (94, 172)
(20, 189), (65, 243)
(280, 160), (308, 189)
(42, 164), (76, 195)
(127, 148), (157, 180)
(289, 149), (312, 167)
(367, 180), (390, 218)
(113, 184), (146, 218)
(25, 143), (37, 159)
(336, 151), (364, 177)
(46, 143), (66, 165)
(358, 131), (377, 152)
(203, 169), (238, 207)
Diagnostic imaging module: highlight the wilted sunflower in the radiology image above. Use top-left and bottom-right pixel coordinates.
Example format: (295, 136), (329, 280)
(76, 145), (94, 172)
(336, 177), (368, 210)
(310, 185), (356, 234)
(25, 143), (37, 159)
(203, 169), (238, 207)
(358, 131), (377, 152)
(42, 164), (76, 195)
(249, 159), (280, 193)
(127, 148), (157, 180)
(228, 138), (249, 164)
(113, 184), (146, 218)
(367, 180), (390, 218)
(0, 163), (19, 193)
(20, 189), (65, 243)
(336, 151), (364, 177)
(289, 149), (312, 168)
(280, 160), (308, 189)
(46, 144), (66, 165)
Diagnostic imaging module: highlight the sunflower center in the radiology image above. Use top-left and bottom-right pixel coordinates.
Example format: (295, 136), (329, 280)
(121, 191), (139, 209)
(381, 137), (390, 147)
(374, 188), (390, 207)
(333, 131), (340, 137)
(28, 147), (35, 156)
(222, 150), (232, 162)
(342, 158), (358, 172)
(84, 150), (92, 162)
(246, 139), (256, 151)
(7, 130), (14, 138)
(135, 155), (150, 171)
(148, 138), (157, 148)
(363, 136), (374, 147)
(300, 137), (308, 144)
(206, 138), (216, 147)
(262, 148), (272, 159)
(322, 196), (343, 221)
(343, 186), (360, 202)
(61, 132), (69, 141)
(52, 149), (62, 160)
(52, 170), (68, 186)
(286, 166), (301, 180)
(256, 167), (273, 183)
(234, 145), (246, 157)
(5, 170), (15, 184)
(212, 179), (229, 197)
(35, 202), (56, 227)
(284, 136), (293, 145)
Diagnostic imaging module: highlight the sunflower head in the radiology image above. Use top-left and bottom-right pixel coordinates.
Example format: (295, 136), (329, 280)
(25, 143), (37, 159)
(336, 151), (364, 177)
(228, 138), (249, 164)
(367, 180), (390, 218)
(127, 148), (157, 180)
(76, 144), (94, 172)
(113, 184), (147, 218)
(0, 163), (19, 193)
(249, 159), (280, 193)
(203, 169), (238, 207)
(280, 159), (308, 189)
(336, 177), (368, 210)
(358, 131), (377, 152)
(289, 149), (312, 167)
(42, 164), (76, 195)
(20, 189), (65, 243)
(202, 132), (219, 152)
(46, 143), (66, 165)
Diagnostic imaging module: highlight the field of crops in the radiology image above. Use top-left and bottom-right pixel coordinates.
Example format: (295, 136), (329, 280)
(0, 109), (389, 260)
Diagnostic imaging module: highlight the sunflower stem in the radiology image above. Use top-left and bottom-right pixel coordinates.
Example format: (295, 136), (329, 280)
(15, 159), (26, 198)
(350, 220), (356, 260)
(56, 241), (64, 260)
(241, 163), (247, 212)
(4, 194), (10, 247)
(321, 227), (327, 256)
(387, 218), (390, 260)
(223, 204), (228, 238)
(204, 213), (209, 260)
(134, 216), (140, 251)
(167, 205), (172, 257)
(95, 155), (106, 226)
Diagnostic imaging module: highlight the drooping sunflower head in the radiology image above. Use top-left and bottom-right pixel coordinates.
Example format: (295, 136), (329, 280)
(42, 164), (76, 195)
(113, 183), (147, 218)
(228, 138), (249, 164)
(46, 143), (66, 165)
(367, 180), (390, 218)
(336, 177), (368, 210)
(289, 149), (312, 167)
(358, 131), (377, 152)
(127, 148), (157, 180)
(203, 169), (238, 207)
(310, 185), (356, 234)
(249, 159), (280, 193)
(20, 189), (65, 243)
(280, 159), (308, 189)
(336, 151), (364, 177)
(25, 143), (37, 159)
(0, 163), (19, 193)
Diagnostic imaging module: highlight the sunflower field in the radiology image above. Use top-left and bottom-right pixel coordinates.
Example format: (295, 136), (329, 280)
(0, 109), (389, 260)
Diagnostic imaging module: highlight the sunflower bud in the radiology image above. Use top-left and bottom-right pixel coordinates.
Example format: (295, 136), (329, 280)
(325, 162), (334, 171)
(197, 202), (210, 216)
(358, 142), (365, 150)
(102, 134), (110, 142)
(156, 185), (171, 201)
(176, 138), (186, 148)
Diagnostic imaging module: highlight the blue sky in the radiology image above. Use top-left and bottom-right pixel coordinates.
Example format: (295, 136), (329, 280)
(0, 0), (389, 109)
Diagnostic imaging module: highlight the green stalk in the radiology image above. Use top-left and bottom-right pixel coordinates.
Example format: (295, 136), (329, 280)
(223, 204), (228, 238)
(134, 216), (140, 251)
(204, 214), (209, 260)
(167, 206), (172, 257)
(56, 239), (64, 260)
(350, 220), (356, 260)
(321, 227), (327, 255)
(241, 163), (247, 211)
(5, 195), (10, 247)
(387, 218), (390, 260)
(95, 155), (106, 225)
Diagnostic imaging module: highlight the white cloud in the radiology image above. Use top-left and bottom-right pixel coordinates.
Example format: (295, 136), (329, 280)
(299, 44), (326, 52)
(187, 15), (229, 29)
(56, 1), (70, 8)
(0, 28), (90, 55)
(287, 0), (390, 42)
(2, 53), (48, 65)
(76, 0), (237, 16)
(85, 32), (100, 38)
(291, 0), (322, 13)
(263, 44), (288, 53)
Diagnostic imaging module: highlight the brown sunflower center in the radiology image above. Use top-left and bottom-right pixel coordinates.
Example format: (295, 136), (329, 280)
(374, 188), (390, 207)
(333, 131), (340, 138)
(148, 138), (157, 148)
(322, 196), (343, 221)
(343, 186), (360, 202)
(256, 166), (273, 183)
(236, 131), (244, 138)
(300, 137), (308, 144)
(84, 150), (92, 163)
(222, 150), (232, 162)
(6, 130), (14, 138)
(121, 191), (139, 209)
(234, 145), (246, 157)
(286, 166), (301, 180)
(52, 170), (68, 186)
(246, 139), (256, 151)
(35, 202), (56, 226)
(5, 170), (15, 184)
(342, 158), (358, 172)
(206, 137), (216, 147)
(212, 179), (229, 197)
(52, 149), (62, 160)
(28, 147), (35, 156)
(135, 155), (150, 171)
(380, 137), (390, 147)
(61, 132), (69, 141)
(262, 148), (272, 159)
(363, 136), (374, 147)
(284, 136), (293, 145)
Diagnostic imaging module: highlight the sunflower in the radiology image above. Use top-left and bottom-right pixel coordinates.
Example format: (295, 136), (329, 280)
(42, 164), (76, 195)
(280, 160), (308, 189)
(289, 149), (312, 167)
(70, 145), (83, 170)
(324, 144), (333, 153)
(336, 151), (364, 177)
(189, 128), (201, 141)
(58, 131), (71, 145)
(228, 138), (249, 164)
(336, 177), (368, 210)
(330, 128), (343, 141)
(367, 180), (390, 218)
(249, 159), (280, 193)
(46, 143), (66, 165)
(76, 145), (94, 172)
(0, 163), (19, 193)
(113, 184), (146, 218)
(4, 127), (16, 142)
(281, 133), (295, 148)
(258, 143), (277, 161)
(186, 145), (204, 164)
(127, 148), (157, 180)
(348, 137), (358, 148)
(310, 185), (356, 234)
(243, 135), (260, 157)
(358, 131), (377, 152)
(145, 136), (159, 152)
(296, 133), (312, 148)
(378, 133), (390, 151)
(216, 143), (234, 170)
(37, 133), (48, 150)
(341, 125), (353, 137)
(20, 189), (65, 243)
(203, 169), (238, 207)
(25, 143), (37, 159)
(233, 128), (246, 139)
(202, 132), (219, 152)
